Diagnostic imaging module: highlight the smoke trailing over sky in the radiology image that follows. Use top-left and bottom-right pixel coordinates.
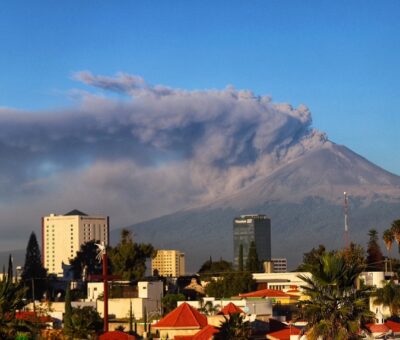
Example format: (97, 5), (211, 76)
(0, 72), (327, 245)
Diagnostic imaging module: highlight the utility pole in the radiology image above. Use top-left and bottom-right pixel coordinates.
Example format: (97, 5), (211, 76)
(96, 242), (108, 332)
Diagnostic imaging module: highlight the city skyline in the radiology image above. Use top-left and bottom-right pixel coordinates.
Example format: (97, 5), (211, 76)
(1, 1), (400, 252)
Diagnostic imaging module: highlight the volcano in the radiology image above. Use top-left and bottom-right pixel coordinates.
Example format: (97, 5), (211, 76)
(113, 139), (400, 272)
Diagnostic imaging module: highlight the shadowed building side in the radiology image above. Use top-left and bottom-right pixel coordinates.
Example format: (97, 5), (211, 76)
(233, 214), (271, 269)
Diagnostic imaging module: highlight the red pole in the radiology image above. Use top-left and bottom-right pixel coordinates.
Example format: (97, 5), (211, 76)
(103, 252), (109, 332)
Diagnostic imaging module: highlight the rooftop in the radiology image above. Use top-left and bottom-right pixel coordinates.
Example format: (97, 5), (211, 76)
(153, 302), (207, 329)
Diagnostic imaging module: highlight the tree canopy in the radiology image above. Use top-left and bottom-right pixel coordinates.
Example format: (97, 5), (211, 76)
(372, 280), (400, 317)
(0, 257), (30, 339)
(214, 313), (251, 340)
(69, 240), (103, 280)
(298, 252), (374, 339)
(296, 244), (327, 271)
(108, 229), (155, 281)
(198, 257), (232, 278)
(204, 271), (256, 298)
(366, 229), (384, 271)
(245, 241), (261, 273)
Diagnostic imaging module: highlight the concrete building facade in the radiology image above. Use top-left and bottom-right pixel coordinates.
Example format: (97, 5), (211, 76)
(42, 209), (109, 276)
(151, 250), (185, 277)
(233, 214), (271, 269)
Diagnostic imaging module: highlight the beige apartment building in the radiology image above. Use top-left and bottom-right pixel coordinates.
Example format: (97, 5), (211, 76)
(152, 250), (185, 277)
(42, 209), (109, 276)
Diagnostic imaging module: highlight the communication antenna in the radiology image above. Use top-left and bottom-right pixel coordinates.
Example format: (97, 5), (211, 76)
(344, 192), (349, 248)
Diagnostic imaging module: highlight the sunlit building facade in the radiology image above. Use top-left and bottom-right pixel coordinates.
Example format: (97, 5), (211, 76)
(42, 210), (109, 276)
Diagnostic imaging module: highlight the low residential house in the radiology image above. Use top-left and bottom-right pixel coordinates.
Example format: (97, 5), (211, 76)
(179, 296), (272, 319)
(153, 302), (208, 339)
(365, 323), (391, 339)
(363, 320), (400, 339)
(266, 326), (301, 340)
(253, 272), (311, 294)
(386, 320), (400, 337)
(218, 302), (243, 315)
(96, 281), (163, 320)
(238, 288), (299, 305)
(266, 318), (302, 340)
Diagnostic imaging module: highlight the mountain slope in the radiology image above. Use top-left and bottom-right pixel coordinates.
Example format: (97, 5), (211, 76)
(115, 141), (400, 272)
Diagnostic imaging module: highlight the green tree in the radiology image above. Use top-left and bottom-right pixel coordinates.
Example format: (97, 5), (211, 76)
(214, 313), (251, 340)
(296, 244), (327, 271)
(198, 298), (220, 316)
(71, 306), (102, 339)
(366, 229), (384, 271)
(108, 229), (154, 281)
(383, 228), (395, 254)
(162, 293), (185, 314)
(340, 242), (366, 269)
(245, 241), (260, 273)
(21, 232), (47, 300)
(0, 257), (30, 339)
(298, 252), (374, 340)
(69, 240), (103, 280)
(198, 258), (232, 278)
(238, 244), (244, 272)
(205, 272), (256, 298)
(391, 220), (400, 254)
(372, 280), (400, 317)
(383, 229), (395, 271)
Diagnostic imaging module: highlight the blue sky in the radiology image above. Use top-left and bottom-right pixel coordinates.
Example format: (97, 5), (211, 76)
(1, 1), (399, 175)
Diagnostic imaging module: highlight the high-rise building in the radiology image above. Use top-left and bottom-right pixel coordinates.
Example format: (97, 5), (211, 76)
(233, 214), (271, 269)
(42, 209), (109, 277)
(152, 250), (185, 277)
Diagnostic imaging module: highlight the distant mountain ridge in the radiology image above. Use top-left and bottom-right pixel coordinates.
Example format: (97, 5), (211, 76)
(113, 140), (400, 272)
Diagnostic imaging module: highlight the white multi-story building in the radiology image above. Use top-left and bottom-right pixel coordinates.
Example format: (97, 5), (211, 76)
(42, 209), (109, 276)
(151, 250), (185, 277)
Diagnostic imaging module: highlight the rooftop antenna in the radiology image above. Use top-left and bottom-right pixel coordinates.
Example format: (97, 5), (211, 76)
(344, 192), (349, 248)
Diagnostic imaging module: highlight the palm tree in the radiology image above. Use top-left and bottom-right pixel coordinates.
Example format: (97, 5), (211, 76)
(383, 229), (394, 253)
(390, 220), (400, 254)
(298, 252), (374, 340)
(198, 299), (219, 316)
(372, 280), (400, 317)
(214, 313), (251, 340)
(383, 228), (395, 271)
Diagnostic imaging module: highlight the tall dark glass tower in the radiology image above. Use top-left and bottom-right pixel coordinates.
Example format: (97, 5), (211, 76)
(233, 214), (271, 269)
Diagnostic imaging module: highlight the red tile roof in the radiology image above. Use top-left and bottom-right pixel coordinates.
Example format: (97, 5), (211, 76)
(153, 302), (208, 329)
(175, 325), (219, 340)
(219, 302), (244, 315)
(239, 288), (295, 298)
(99, 331), (136, 340)
(193, 325), (219, 340)
(386, 320), (400, 332)
(15, 311), (53, 323)
(366, 323), (390, 333)
(267, 326), (301, 340)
